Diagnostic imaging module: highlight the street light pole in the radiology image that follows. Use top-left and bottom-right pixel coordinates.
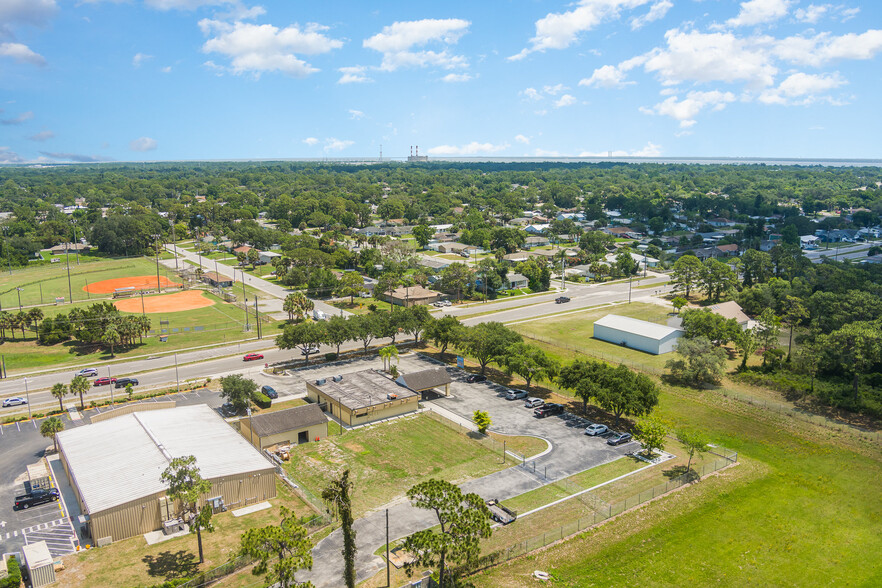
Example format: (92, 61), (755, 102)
(65, 244), (73, 304)
(16, 288), (22, 310)
(170, 217), (179, 271)
(24, 377), (31, 420)
(153, 234), (162, 292)
(72, 222), (80, 266)
(174, 352), (180, 392)
(628, 272), (633, 303)
(239, 269), (250, 331)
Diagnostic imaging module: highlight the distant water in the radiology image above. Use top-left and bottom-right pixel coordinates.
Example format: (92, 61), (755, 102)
(426, 156), (882, 167)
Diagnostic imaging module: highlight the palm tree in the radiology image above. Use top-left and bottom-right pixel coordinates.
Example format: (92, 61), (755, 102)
(102, 323), (121, 357)
(70, 375), (90, 411)
(283, 293), (298, 322)
(40, 417), (65, 453)
(379, 345), (399, 373)
(27, 307), (43, 336)
(7, 312), (19, 340)
(138, 316), (152, 343)
(16, 311), (28, 338)
(0, 310), (9, 340)
(50, 383), (68, 412)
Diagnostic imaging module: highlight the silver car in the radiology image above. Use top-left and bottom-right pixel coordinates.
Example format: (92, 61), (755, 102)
(524, 397), (545, 408)
(506, 389), (529, 400)
(585, 424), (609, 436)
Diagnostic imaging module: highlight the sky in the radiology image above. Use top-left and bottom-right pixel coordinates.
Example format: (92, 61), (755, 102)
(1, 0), (881, 163)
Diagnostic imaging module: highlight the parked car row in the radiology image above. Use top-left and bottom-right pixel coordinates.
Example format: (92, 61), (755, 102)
(463, 370), (637, 448)
(433, 300), (452, 307)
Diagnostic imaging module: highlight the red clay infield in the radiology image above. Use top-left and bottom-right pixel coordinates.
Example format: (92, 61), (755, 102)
(84, 275), (181, 294)
(113, 290), (214, 313)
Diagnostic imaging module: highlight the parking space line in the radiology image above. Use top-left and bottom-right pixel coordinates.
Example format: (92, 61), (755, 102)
(16, 421), (20, 432)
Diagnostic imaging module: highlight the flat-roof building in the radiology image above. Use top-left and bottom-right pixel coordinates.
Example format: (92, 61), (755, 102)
(56, 404), (276, 544)
(396, 368), (452, 397)
(306, 370), (419, 427)
(593, 314), (683, 355)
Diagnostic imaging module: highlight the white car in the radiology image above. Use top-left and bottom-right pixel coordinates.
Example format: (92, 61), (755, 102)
(76, 367), (98, 377)
(506, 389), (529, 400)
(441, 300), (452, 306)
(524, 397), (545, 408)
(585, 424), (609, 436)
(2, 397), (27, 408)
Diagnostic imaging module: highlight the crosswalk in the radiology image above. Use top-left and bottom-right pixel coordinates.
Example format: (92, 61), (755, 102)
(22, 517), (79, 557)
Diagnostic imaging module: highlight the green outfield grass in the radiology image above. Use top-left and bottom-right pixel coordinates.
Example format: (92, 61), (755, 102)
(0, 290), (282, 373)
(0, 256), (180, 308)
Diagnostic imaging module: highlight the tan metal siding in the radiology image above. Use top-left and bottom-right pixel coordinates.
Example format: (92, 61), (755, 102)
(89, 401), (176, 424)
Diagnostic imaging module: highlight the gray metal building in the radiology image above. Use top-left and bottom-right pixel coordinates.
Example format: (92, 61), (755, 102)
(56, 404), (276, 545)
(593, 314), (683, 355)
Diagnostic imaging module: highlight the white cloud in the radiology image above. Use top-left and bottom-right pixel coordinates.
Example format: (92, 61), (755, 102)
(642, 29), (777, 88)
(509, 0), (651, 60)
(0, 0), (56, 28)
(427, 142), (510, 155)
(161, 65), (172, 73)
(0, 43), (46, 66)
(132, 53), (152, 68)
(129, 137), (158, 151)
(40, 151), (113, 163)
(774, 30), (882, 67)
(27, 130), (54, 141)
(794, 4), (828, 24)
(302, 137), (319, 146)
(579, 64), (634, 88)
(144, 0), (233, 10)
(640, 90), (736, 127)
(534, 148), (562, 157)
(515, 134), (530, 144)
(724, 0), (792, 28)
(337, 65), (371, 84)
(349, 109), (364, 120)
(758, 71), (846, 104)
(0, 147), (24, 163)
(441, 72), (473, 82)
(1, 110), (33, 125)
(580, 141), (662, 157)
(200, 19), (343, 77)
(554, 94), (577, 108)
(324, 138), (354, 152)
(522, 87), (542, 101)
(630, 0), (672, 30)
(543, 83), (567, 95)
(363, 18), (470, 71)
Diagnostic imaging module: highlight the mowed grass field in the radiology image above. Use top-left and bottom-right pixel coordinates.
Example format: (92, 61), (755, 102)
(283, 413), (543, 517)
(0, 255), (180, 308)
(509, 302), (675, 372)
(0, 290), (280, 373)
(470, 326), (882, 586)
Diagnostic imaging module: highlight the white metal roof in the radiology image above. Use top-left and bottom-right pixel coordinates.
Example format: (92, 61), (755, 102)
(23, 541), (53, 569)
(56, 404), (273, 515)
(594, 314), (682, 341)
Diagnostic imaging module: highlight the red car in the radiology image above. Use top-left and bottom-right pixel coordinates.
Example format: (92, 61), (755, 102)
(93, 377), (117, 387)
(243, 353), (264, 362)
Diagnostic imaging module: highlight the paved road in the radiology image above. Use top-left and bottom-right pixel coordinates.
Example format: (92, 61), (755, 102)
(297, 355), (638, 587)
(165, 245), (348, 319)
(804, 241), (879, 264)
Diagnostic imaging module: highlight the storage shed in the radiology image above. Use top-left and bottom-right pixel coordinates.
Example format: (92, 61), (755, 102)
(396, 368), (452, 397)
(22, 541), (55, 587)
(239, 404), (328, 450)
(593, 314), (683, 355)
(306, 370), (419, 427)
(56, 404), (276, 544)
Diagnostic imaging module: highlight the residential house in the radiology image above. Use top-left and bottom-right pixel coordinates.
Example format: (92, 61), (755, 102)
(437, 242), (472, 255)
(708, 217), (736, 228)
(709, 300), (755, 330)
(800, 235), (821, 249)
(525, 224), (551, 234)
(258, 251), (281, 265)
(759, 240), (777, 252)
(202, 271), (234, 288)
(603, 227), (636, 239)
(524, 236), (550, 249)
(502, 251), (534, 264)
(232, 245), (253, 255)
(715, 244), (739, 256)
(418, 257), (450, 271)
(386, 285), (441, 307)
(505, 273), (529, 290)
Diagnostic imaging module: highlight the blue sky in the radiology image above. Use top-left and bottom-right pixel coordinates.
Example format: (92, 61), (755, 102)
(1, 0), (881, 162)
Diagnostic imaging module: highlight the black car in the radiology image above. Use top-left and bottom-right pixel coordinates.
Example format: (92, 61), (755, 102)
(260, 385), (278, 399)
(15, 488), (59, 510)
(555, 296), (571, 304)
(533, 403), (564, 418)
(607, 431), (633, 446)
(114, 377), (139, 389)
(219, 402), (240, 417)
(465, 374), (487, 383)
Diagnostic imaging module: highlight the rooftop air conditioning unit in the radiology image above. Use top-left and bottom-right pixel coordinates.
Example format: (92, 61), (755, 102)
(316, 379), (326, 386)
(332, 375), (343, 382)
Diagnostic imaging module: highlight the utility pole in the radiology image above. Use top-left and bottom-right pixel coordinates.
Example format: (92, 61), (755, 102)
(170, 217), (179, 270)
(628, 272), (633, 303)
(65, 245), (73, 304)
(174, 352), (180, 392)
(386, 509), (390, 588)
(24, 377), (31, 420)
(253, 296), (261, 339)
(72, 222), (80, 265)
(153, 234), (162, 291)
(240, 268), (250, 331)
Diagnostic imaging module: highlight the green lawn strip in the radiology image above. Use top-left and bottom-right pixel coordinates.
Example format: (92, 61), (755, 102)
(486, 432), (548, 458)
(329, 299), (395, 315)
(282, 413), (513, 517)
(252, 397), (306, 416)
(61, 480), (317, 588)
(472, 385), (882, 587)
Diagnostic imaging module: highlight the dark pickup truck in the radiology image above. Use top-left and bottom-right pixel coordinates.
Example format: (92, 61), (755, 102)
(15, 488), (59, 510)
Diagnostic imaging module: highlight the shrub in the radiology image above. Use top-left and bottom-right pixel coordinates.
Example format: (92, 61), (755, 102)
(324, 352), (338, 362)
(252, 391), (272, 409)
(1, 555), (22, 588)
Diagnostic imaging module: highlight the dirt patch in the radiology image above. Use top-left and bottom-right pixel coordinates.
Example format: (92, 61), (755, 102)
(84, 275), (181, 294)
(114, 290), (214, 314)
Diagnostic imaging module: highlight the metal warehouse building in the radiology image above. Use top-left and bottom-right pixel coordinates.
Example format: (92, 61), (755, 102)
(56, 404), (277, 544)
(593, 314), (683, 355)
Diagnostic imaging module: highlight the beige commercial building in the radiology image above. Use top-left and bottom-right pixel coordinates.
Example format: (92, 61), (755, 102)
(306, 370), (419, 427)
(240, 404), (328, 450)
(56, 404), (276, 544)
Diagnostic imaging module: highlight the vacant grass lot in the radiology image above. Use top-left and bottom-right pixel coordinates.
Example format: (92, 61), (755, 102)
(283, 413), (530, 517)
(0, 291), (279, 373)
(59, 480), (317, 588)
(471, 372), (882, 586)
(510, 302), (674, 372)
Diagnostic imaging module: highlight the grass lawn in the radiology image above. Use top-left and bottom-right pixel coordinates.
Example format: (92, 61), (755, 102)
(0, 291), (282, 373)
(0, 256), (181, 308)
(510, 302), (674, 373)
(470, 369), (882, 587)
(59, 479), (318, 588)
(329, 298), (394, 315)
(283, 413), (525, 517)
